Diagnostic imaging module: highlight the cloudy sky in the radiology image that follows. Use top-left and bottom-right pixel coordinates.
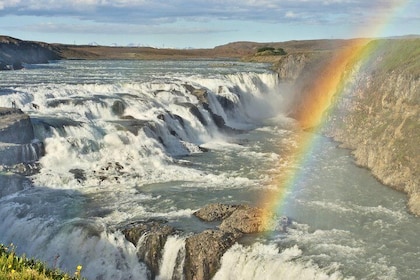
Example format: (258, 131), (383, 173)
(0, 0), (418, 48)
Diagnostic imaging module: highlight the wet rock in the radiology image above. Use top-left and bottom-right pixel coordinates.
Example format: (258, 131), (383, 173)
(219, 205), (272, 233)
(69, 168), (86, 183)
(2, 162), (41, 176)
(194, 203), (273, 234)
(109, 118), (149, 135)
(183, 84), (208, 104)
(0, 108), (35, 144)
(216, 95), (236, 111)
(177, 103), (208, 126)
(184, 229), (241, 280)
(173, 114), (185, 128)
(198, 146), (209, 152)
(111, 100), (126, 116)
(194, 203), (240, 222)
(122, 221), (175, 279)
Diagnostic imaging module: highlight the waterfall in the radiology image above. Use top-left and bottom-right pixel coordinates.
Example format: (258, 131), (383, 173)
(157, 236), (186, 280)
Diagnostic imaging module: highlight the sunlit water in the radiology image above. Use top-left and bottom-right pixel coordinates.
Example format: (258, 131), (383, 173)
(0, 60), (418, 279)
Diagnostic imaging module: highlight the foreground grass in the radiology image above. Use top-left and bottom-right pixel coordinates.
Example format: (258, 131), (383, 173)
(0, 244), (84, 280)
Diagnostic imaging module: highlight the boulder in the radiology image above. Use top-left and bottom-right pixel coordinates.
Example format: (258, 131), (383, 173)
(122, 221), (175, 279)
(194, 203), (273, 234)
(194, 203), (240, 222)
(219, 205), (272, 233)
(111, 100), (126, 116)
(184, 229), (241, 280)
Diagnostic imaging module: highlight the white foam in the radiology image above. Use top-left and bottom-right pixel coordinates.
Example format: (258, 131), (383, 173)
(214, 243), (349, 280)
(157, 235), (186, 280)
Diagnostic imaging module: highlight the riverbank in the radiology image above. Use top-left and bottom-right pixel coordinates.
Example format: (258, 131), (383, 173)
(273, 38), (420, 216)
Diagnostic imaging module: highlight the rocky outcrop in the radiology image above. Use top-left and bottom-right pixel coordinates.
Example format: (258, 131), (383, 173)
(193, 203), (240, 221)
(183, 84), (239, 134)
(0, 36), (62, 70)
(0, 108), (44, 166)
(122, 204), (276, 279)
(274, 53), (311, 81)
(122, 220), (176, 279)
(0, 108), (44, 197)
(219, 205), (271, 233)
(0, 108), (35, 144)
(184, 204), (274, 279)
(194, 203), (273, 233)
(184, 230), (240, 280)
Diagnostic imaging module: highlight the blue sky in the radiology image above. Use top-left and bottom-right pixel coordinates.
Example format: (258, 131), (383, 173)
(0, 0), (419, 48)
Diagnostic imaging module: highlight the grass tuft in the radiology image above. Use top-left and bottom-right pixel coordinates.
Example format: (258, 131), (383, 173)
(0, 244), (85, 280)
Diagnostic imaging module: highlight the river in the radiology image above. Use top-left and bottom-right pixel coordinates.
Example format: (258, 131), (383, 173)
(0, 60), (419, 279)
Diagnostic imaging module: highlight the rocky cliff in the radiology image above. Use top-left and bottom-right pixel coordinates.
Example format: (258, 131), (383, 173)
(0, 36), (62, 70)
(276, 39), (420, 216)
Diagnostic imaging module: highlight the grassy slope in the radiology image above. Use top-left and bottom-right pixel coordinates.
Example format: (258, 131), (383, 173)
(0, 244), (84, 280)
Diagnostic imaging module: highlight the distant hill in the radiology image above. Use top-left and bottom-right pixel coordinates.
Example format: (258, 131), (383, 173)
(0, 36), (62, 70)
(0, 35), (418, 68)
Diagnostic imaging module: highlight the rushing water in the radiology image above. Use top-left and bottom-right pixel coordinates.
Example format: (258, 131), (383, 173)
(0, 60), (419, 280)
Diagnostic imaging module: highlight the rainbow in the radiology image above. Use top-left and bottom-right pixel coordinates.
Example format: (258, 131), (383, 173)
(260, 0), (411, 228)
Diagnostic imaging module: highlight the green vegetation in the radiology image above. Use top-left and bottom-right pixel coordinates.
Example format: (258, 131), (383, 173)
(256, 46), (287, 56)
(365, 39), (420, 77)
(0, 244), (84, 280)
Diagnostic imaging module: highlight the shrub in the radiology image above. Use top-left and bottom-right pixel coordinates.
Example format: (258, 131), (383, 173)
(256, 46), (287, 56)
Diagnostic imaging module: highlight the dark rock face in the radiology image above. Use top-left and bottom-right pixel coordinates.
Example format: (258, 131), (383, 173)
(69, 168), (87, 183)
(183, 84), (208, 104)
(0, 108), (45, 166)
(182, 84), (240, 134)
(0, 108), (35, 144)
(216, 95), (236, 111)
(184, 230), (241, 280)
(111, 100), (126, 116)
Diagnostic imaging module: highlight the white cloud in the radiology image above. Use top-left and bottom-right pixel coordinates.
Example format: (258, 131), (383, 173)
(0, 0), (418, 27)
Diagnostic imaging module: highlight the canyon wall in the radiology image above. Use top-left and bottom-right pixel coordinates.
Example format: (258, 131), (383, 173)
(276, 39), (420, 216)
(0, 36), (62, 70)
